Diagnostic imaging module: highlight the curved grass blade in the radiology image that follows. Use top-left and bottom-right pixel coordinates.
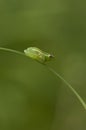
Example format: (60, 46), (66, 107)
(0, 46), (86, 110)
(0, 47), (25, 56)
(47, 66), (86, 110)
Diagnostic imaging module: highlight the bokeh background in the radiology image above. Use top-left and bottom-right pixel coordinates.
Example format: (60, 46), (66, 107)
(0, 0), (86, 130)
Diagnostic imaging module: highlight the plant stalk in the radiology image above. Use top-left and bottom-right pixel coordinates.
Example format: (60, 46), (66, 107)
(47, 66), (86, 110)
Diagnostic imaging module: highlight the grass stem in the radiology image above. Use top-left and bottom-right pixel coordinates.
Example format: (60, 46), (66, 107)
(0, 47), (86, 110)
(0, 47), (25, 56)
(47, 66), (86, 110)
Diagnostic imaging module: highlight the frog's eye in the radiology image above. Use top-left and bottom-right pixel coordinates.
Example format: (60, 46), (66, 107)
(24, 47), (54, 64)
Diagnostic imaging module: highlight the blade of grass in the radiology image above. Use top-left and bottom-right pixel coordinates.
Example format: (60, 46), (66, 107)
(0, 47), (25, 56)
(0, 47), (86, 110)
(47, 66), (86, 110)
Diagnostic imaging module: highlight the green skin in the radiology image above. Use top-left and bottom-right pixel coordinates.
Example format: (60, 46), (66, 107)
(24, 47), (54, 64)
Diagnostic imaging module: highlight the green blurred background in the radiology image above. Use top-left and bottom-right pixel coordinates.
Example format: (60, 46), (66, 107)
(0, 0), (86, 130)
